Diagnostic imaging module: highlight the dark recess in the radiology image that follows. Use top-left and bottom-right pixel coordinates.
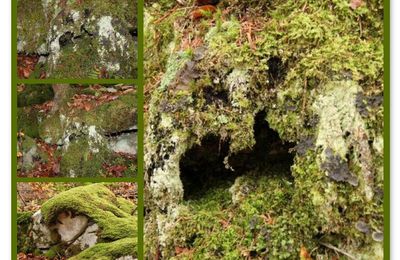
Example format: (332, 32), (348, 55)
(179, 111), (295, 200)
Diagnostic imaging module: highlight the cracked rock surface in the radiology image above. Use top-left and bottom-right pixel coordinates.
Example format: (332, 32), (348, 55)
(17, 0), (137, 79)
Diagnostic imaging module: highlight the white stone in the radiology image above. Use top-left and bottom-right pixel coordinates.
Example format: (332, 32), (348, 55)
(55, 212), (88, 242)
(109, 133), (137, 155)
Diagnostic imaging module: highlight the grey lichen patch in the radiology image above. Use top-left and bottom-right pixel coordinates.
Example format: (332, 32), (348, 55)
(144, 0), (384, 258)
(313, 81), (375, 200)
(17, 0), (137, 79)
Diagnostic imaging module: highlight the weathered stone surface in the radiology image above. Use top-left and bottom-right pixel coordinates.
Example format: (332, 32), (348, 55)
(109, 132), (137, 155)
(18, 85), (137, 177)
(66, 223), (99, 257)
(56, 212), (88, 243)
(17, 0), (137, 78)
(31, 210), (54, 250)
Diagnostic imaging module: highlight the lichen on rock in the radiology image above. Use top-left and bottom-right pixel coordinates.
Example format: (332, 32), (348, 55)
(144, 0), (384, 258)
(17, 84), (137, 177)
(17, 0), (137, 78)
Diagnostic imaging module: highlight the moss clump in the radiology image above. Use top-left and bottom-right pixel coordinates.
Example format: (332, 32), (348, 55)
(17, 85), (54, 107)
(59, 137), (110, 177)
(17, 0), (51, 53)
(18, 108), (40, 138)
(41, 184), (136, 241)
(17, 211), (34, 253)
(82, 92), (137, 134)
(70, 238), (137, 260)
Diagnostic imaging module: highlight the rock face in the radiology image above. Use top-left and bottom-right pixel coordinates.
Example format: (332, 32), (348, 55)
(27, 184), (137, 259)
(56, 212), (89, 243)
(31, 210), (54, 250)
(144, 1), (383, 259)
(17, 85), (137, 177)
(17, 0), (137, 78)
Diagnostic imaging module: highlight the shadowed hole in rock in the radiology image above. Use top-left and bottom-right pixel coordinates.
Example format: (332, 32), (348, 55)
(179, 111), (295, 200)
(267, 56), (287, 87)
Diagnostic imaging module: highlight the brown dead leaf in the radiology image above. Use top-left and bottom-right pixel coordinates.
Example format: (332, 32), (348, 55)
(350, 0), (363, 10)
(300, 246), (313, 260)
(175, 247), (194, 255)
(219, 219), (230, 229)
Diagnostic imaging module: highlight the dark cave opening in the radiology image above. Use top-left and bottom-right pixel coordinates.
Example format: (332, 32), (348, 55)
(179, 111), (296, 200)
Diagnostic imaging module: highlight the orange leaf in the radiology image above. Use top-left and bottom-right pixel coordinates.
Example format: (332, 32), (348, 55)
(300, 246), (313, 260)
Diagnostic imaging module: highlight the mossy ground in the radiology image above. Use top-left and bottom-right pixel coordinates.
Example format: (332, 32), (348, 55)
(144, 0), (383, 258)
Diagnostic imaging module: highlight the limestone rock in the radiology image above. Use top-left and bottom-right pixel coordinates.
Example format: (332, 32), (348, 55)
(55, 212), (88, 243)
(31, 210), (55, 250)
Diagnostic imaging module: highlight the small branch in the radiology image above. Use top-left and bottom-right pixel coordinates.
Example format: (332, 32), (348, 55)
(319, 242), (357, 260)
(17, 191), (26, 206)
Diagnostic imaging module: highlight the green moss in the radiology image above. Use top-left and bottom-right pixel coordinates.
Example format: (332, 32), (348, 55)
(17, 211), (34, 253)
(59, 137), (136, 178)
(82, 92), (137, 134)
(38, 112), (65, 143)
(18, 108), (40, 138)
(44, 245), (63, 259)
(17, 85), (54, 107)
(59, 138), (106, 177)
(71, 238), (137, 260)
(41, 184), (136, 241)
(144, 0), (384, 258)
(166, 165), (320, 259)
(17, 0), (51, 53)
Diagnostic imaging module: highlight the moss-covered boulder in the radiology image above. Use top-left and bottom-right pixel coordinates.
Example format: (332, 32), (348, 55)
(17, 0), (137, 78)
(17, 85), (137, 177)
(27, 184), (137, 259)
(144, 0), (383, 258)
(17, 85), (54, 107)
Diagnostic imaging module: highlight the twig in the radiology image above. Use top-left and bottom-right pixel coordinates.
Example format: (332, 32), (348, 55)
(319, 242), (358, 260)
(17, 191), (26, 206)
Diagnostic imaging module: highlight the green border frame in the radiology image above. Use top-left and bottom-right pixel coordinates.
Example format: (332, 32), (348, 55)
(384, 0), (390, 258)
(11, 0), (144, 259)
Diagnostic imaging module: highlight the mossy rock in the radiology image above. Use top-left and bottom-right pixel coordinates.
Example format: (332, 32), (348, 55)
(17, 211), (34, 254)
(17, 85), (54, 107)
(59, 136), (135, 178)
(40, 184), (137, 258)
(144, 0), (383, 258)
(81, 92), (137, 134)
(70, 238), (137, 260)
(39, 91), (136, 143)
(17, 0), (137, 78)
(17, 107), (40, 138)
(41, 184), (136, 240)
(17, 0), (50, 53)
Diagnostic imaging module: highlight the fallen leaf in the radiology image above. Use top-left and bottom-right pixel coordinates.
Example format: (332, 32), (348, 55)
(350, 0), (363, 10)
(300, 246), (313, 260)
